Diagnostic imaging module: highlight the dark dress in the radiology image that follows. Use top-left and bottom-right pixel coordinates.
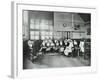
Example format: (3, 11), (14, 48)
(32, 40), (42, 56)
(23, 40), (30, 57)
(73, 45), (78, 57)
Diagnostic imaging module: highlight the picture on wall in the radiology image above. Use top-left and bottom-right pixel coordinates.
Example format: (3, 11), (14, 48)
(23, 10), (91, 69)
(11, 2), (96, 78)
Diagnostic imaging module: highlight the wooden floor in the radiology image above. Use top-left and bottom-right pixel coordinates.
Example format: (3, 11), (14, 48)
(23, 53), (90, 69)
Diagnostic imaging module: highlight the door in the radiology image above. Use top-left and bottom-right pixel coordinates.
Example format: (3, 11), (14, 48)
(62, 31), (72, 39)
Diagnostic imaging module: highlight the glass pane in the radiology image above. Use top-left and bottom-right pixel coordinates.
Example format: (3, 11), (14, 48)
(54, 32), (56, 36)
(30, 19), (34, 24)
(56, 32), (59, 36)
(48, 20), (52, 25)
(58, 36), (61, 39)
(30, 31), (34, 35)
(30, 35), (34, 40)
(49, 25), (53, 30)
(41, 25), (48, 30)
(45, 36), (49, 39)
(54, 36), (57, 39)
(30, 24), (35, 29)
(59, 32), (62, 36)
(34, 36), (39, 40)
(57, 32), (61, 36)
(41, 36), (45, 40)
(40, 25), (45, 29)
(45, 32), (49, 36)
(40, 20), (46, 29)
(49, 36), (52, 39)
(72, 32), (80, 39)
(34, 24), (39, 29)
(45, 20), (48, 25)
(36, 19), (40, 24)
(41, 31), (46, 35)
(41, 20), (45, 25)
(49, 31), (53, 36)
(46, 25), (49, 29)
(34, 31), (39, 36)
(34, 19), (39, 24)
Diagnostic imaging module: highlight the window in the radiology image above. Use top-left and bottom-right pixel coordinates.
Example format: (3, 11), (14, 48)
(30, 19), (53, 40)
(30, 31), (39, 40)
(54, 32), (62, 39)
(29, 11), (54, 40)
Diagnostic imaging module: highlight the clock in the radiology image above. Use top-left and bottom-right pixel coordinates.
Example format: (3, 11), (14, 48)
(63, 23), (67, 27)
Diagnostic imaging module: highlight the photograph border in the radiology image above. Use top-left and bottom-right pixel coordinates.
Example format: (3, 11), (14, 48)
(11, 1), (97, 78)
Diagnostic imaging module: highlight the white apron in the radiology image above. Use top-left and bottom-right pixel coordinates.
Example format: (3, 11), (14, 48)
(79, 41), (84, 52)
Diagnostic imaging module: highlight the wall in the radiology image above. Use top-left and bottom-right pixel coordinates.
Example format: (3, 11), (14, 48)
(54, 12), (90, 39)
(23, 11), (90, 40)
(0, 0), (99, 80)
(54, 12), (74, 31)
(23, 10), (30, 40)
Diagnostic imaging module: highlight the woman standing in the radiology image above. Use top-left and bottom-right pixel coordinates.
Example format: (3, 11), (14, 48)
(79, 39), (85, 56)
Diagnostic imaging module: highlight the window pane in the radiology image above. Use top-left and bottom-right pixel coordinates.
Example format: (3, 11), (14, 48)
(54, 36), (57, 39)
(34, 31), (39, 36)
(34, 36), (39, 40)
(49, 36), (52, 39)
(72, 32), (80, 39)
(45, 32), (49, 36)
(59, 32), (62, 36)
(41, 20), (45, 25)
(43, 36), (49, 39)
(30, 35), (34, 40)
(49, 31), (53, 36)
(58, 32), (61, 36)
(30, 24), (35, 29)
(41, 31), (46, 35)
(40, 20), (46, 29)
(41, 25), (48, 30)
(46, 25), (49, 29)
(64, 32), (67, 37)
(34, 24), (39, 29)
(49, 25), (53, 30)
(57, 36), (60, 39)
(30, 31), (34, 35)
(30, 19), (34, 24)
(48, 20), (52, 25)
(54, 32), (56, 36)
(45, 20), (48, 25)
(41, 36), (45, 40)
(40, 25), (45, 30)
(56, 32), (59, 36)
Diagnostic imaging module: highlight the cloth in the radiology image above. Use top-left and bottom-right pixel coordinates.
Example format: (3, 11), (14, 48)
(74, 40), (77, 45)
(64, 41), (74, 56)
(59, 47), (64, 52)
(51, 42), (54, 47)
(64, 47), (70, 56)
(79, 41), (84, 52)
(47, 42), (50, 47)
(68, 42), (74, 52)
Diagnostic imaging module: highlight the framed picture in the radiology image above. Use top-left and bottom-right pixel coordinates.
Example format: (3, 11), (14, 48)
(11, 1), (97, 78)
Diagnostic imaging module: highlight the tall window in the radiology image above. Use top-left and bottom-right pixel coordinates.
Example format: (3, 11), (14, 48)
(30, 19), (40, 40)
(29, 11), (54, 40)
(54, 31), (62, 39)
